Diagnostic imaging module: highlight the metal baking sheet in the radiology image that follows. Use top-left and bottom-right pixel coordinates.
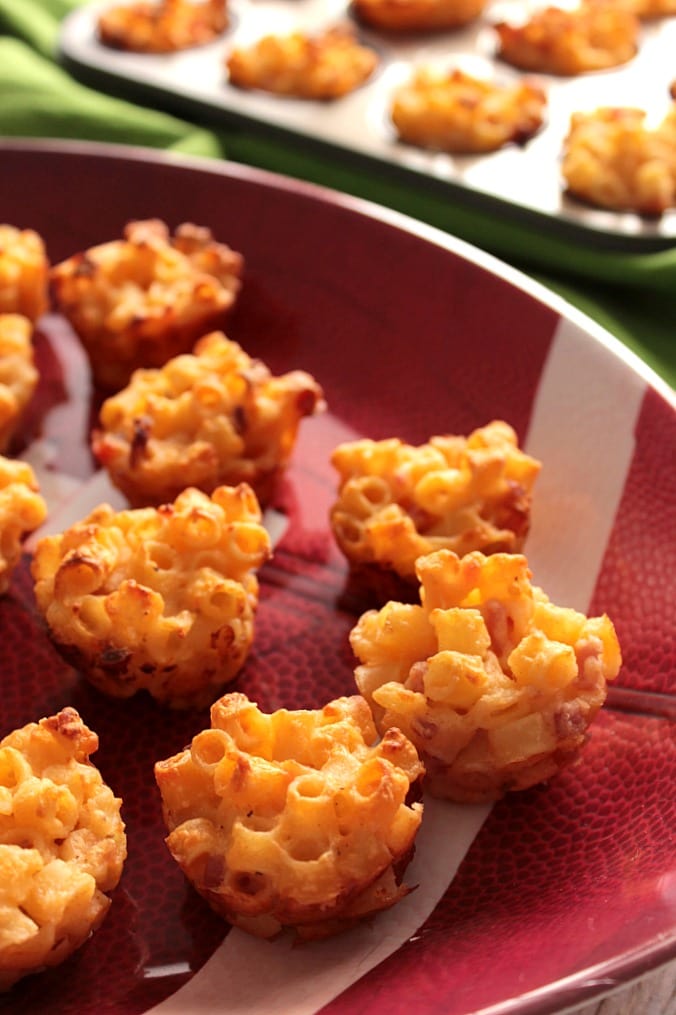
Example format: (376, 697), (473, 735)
(59, 0), (676, 249)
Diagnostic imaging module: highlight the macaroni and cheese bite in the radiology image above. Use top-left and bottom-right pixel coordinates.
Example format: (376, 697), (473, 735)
(391, 68), (546, 153)
(351, 549), (622, 803)
(50, 219), (244, 390)
(0, 708), (126, 990)
(155, 693), (424, 939)
(562, 105), (676, 214)
(226, 26), (378, 100)
(92, 331), (325, 508)
(353, 0), (486, 32)
(31, 485), (271, 709)
(0, 225), (49, 322)
(98, 0), (229, 53)
(619, 0), (676, 16)
(0, 455), (47, 595)
(0, 314), (39, 453)
(330, 421), (540, 601)
(494, 3), (639, 76)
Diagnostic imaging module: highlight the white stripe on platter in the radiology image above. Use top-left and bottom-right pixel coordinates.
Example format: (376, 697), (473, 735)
(524, 315), (646, 613)
(147, 797), (491, 1015)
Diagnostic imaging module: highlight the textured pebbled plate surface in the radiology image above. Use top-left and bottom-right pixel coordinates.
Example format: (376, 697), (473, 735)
(0, 140), (674, 1015)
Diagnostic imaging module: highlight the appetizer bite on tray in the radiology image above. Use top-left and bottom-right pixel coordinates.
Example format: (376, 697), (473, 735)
(330, 421), (540, 601)
(0, 225), (48, 322)
(92, 331), (325, 508)
(97, 0), (229, 53)
(155, 693), (424, 939)
(50, 219), (244, 390)
(353, 0), (487, 32)
(391, 68), (546, 153)
(562, 105), (676, 214)
(624, 0), (676, 16)
(226, 25), (378, 99)
(351, 549), (622, 803)
(494, 3), (639, 76)
(0, 708), (126, 991)
(0, 455), (47, 595)
(0, 314), (38, 453)
(31, 485), (270, 709)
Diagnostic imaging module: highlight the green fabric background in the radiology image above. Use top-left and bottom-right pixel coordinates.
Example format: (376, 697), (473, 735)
(0, 0), (674, 387)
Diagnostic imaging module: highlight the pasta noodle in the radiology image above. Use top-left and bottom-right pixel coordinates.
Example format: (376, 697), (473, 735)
(155, 693), (423, 939)
(0, 708), (126, 990)
(92, 330), (324, 507)
(31, 485), (270, 708)
(351, 549), (621, 802)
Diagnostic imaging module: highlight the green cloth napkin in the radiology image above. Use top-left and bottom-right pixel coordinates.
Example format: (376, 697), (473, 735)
(1, 0), (674, 387)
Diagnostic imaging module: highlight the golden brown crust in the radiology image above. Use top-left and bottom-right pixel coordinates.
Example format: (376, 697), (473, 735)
(31, 485), (271, 708)
(354, 0), (486, 31)
(0, 225), (49, 323)
(0, 455), (47, 595)
(155, 693), (424, 938)
(0, 708), (126, 990)
(50, 219), (244, 390)
(391, 68), (546, 153)
(494, 4), (639, 76)
(226, 26), (378, 99)
(97, 0), (229, 53)
(92, 331), (324, 508)
(330, 421), (541, 592)
(618, 0), (676, 17)
(351, 549), (622, 802)
(562, 105), (676, 215)
(0, 314), (39, 453)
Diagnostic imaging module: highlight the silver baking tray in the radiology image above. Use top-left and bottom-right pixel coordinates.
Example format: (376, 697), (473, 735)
(59, 0), (676, 249)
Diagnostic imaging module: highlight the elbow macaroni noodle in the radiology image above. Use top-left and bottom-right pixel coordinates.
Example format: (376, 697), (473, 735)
(227, 26), (379, 99)
(93, 330), (324, 507)
(0, 225), (48, 323)
(351, 549), (622, 802)
(155, 693), (423, 939)
(494, 4), (639, 76)
(0, 708), (126, 990)
(50, 219), (244, 389)
(391, 69), (546, 154)
(330, 421), (541, 595)
(0, 314), (39, 453)
(31, 485), (271, 708)
(98, 0), (229, 53)
(0, 455), (47, 596)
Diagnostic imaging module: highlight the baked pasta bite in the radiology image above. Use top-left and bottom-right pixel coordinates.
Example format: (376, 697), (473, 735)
(494, 3), (639, 76)
(351, 549), (622, 803)
(562, 105), (676, 214)
(50, 219), (244, 390)
(0, 708), (126, 990)
(330, 421), (540, 600)
(0, 225), (49, 322)
(619, 0), (676, 16)
(0, 456), (47, 596)
(98, 0), (229, 53)
(31, 485), (270, 709)
(155, 693), (424, 939)
(226, 26), (378, 99)
(353, 0), (486, 32)
(0, 314), (39, 453)
(391, 68), (546, 153)
(92, 331), (325, 508)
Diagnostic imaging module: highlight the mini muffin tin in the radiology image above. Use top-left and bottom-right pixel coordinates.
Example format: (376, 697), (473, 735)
(59, 0), (676, 248)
